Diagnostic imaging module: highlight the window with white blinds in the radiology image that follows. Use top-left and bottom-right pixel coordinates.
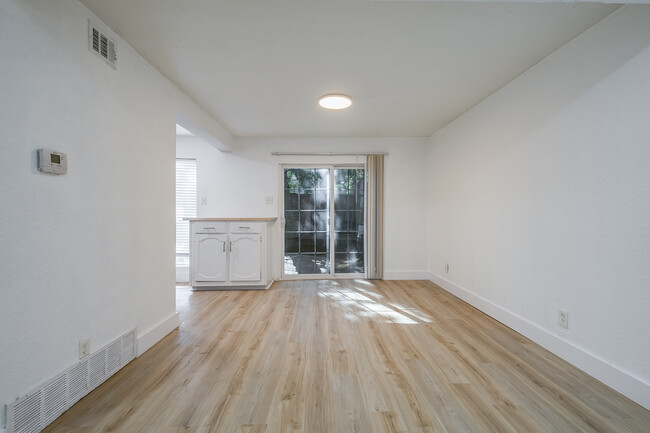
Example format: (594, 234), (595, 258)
(176, 159), (197, 265)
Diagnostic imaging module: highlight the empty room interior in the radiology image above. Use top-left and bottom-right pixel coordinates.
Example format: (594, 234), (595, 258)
(1, 1), (650, 432)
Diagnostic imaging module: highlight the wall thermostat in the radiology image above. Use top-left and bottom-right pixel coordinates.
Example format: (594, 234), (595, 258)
(37, 149), (67, 175)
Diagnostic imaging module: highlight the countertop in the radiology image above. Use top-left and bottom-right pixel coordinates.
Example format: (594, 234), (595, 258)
(184, 217), (277, 221)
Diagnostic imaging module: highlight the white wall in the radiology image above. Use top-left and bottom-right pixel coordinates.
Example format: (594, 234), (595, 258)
(6, 0), (644, 419)
(425, 5), (650, 408)
(177, 136), (429, 280)
(0, 0), (222, 406)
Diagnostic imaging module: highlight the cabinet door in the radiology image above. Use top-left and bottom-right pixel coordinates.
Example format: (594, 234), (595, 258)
(229, 234), (261, 281)
(194, 234), (227, 282)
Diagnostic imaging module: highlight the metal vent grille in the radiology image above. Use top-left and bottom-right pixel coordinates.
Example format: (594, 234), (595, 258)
(92, 27), (99, 52)
(89, 350), (107, 391)
(88, 20), (117, 68)
(100, 33), (108, 58)
(67, 359), (88, 406)
(42, 374), (66, 426)
(122, 330), (136, 364)
(106, 340), (121, 376)
(12, 391), (41, 433)
(3, 329), (136, 433)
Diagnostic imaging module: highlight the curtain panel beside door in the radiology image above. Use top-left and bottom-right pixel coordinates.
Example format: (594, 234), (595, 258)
(366, 154), (384, 279)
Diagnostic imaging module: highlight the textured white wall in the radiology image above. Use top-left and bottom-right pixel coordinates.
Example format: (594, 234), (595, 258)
(0, 0), (217, 405)
(426, 5), (650, 407)
(176, 136), (429, 280)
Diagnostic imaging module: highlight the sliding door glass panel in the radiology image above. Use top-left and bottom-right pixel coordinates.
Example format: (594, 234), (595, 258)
(334, 168), (365, 274)
(284, 168), (330, 275)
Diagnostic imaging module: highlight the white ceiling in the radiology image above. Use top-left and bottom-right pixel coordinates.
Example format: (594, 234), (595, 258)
(80, 0), (619, 138)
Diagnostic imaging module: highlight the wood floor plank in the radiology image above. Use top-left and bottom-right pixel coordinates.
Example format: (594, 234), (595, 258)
(42, 280), (650, 433)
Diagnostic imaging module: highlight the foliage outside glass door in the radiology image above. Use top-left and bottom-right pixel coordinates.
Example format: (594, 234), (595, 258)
(283, 167), (365, 276)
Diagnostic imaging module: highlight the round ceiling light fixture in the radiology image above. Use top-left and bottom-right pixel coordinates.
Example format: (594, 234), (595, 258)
(318, 94), (352, 110)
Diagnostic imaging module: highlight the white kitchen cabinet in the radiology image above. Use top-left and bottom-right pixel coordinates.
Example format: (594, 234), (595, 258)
(195, 234), (228, 282)
(192, 222), (228, 283)
(229, 234), (261, 281)
(189, 219), (273, 289)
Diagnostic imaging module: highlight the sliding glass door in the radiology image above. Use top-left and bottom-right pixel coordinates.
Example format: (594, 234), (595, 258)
(333, 168), (365, 274)
(282, 166), (365, 278)
(283, 167), (331, 275)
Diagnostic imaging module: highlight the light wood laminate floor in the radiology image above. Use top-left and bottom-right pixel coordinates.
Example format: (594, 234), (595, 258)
(43, 280), (650, 433)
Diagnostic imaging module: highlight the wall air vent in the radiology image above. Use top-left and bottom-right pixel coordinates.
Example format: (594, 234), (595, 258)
(121, 330), (136, 364)
(3, 329), (137, 433)
(106, 340), (122, 377)
(88, 20), (117, 69)
(88, 350), (107, 391)
(42, 374), (66, 427)
(66, 359), (88, 407)
(9, 391), (41, 433)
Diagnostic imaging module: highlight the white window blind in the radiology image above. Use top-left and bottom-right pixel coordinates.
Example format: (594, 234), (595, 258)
(176, 159), (197, 264)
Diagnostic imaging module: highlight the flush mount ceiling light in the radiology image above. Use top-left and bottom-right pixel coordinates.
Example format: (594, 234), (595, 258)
(318, 94), (352, 110)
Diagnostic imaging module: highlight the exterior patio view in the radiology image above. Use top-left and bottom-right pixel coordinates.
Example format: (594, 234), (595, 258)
(284, 167), (365, 276)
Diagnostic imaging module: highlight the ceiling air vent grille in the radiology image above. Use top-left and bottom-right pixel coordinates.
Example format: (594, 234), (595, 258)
(88, 20), (117, 69)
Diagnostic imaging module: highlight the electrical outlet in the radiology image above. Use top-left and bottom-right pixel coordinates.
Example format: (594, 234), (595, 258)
(265, 196), (274, 205)
(558, 311), (569, 329)
(445, 263), (450, 273)
(201, 196), (208, 205)
(79, 338), (90, 359)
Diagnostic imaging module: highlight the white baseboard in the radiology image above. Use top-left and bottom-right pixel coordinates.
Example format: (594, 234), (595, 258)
(427, 272), (650, 410)
(383, 270), (431, 280)
(137, 312), (180, 356)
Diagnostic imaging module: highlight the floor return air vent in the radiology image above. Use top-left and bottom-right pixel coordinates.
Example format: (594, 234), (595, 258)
(3, 329), (136, 433)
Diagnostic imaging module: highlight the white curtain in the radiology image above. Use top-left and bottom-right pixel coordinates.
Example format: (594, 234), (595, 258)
(366, 154), (384, 279)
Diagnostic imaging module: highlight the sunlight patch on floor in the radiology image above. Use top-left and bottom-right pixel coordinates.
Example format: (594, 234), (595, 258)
(352, 285), (383, 300)
(389, 302), (433, 323)
(321, 288), (417, 324)
(353, 279), (376, 287)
